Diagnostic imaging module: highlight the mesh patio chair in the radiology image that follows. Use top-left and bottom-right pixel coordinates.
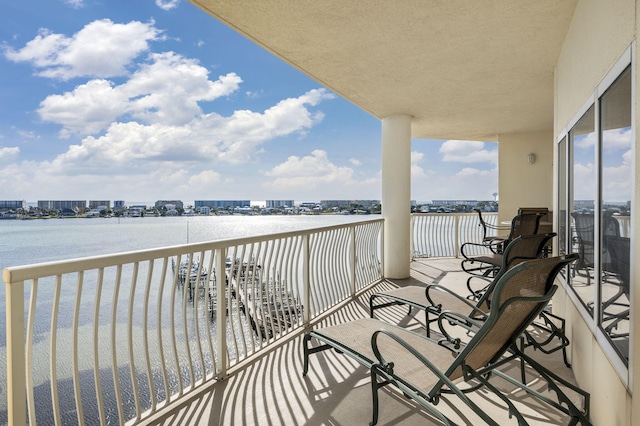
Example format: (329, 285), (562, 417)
(602, 235), (630, 338)
(460, 213), (545, 283)
(372, 233), (557, 320)
(370, 233), (572, 368)
(519, 207), (553, 254)
(472, 208), (511, 254)
(571, 212), (620, 285)
(303, 255), (589, 426)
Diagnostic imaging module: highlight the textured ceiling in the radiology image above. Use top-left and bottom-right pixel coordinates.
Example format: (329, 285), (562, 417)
(189, 1), (577, 141)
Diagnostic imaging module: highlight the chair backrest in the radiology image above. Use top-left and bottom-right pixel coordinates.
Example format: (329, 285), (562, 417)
(508, 213), (543, 239)
(439, 254), (578, 387)
(604, 235), (630, 294)
(603, 212), (621, 237)
(518, 207), (549, 220)
(474, 232), (557, 313)
(474, 208), (490, 239)
(571, 213), (595, 265)
(571, 212), (620, 265)
(519, 207), (552, 234)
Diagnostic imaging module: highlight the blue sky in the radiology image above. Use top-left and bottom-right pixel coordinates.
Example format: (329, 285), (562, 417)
(0, 0), (498, 206)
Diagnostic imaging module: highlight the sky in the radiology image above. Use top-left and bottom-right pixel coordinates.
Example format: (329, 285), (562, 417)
(0, 0), (499, 206)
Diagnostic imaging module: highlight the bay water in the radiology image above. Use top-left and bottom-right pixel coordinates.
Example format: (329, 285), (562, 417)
(0, 214), (369, 423)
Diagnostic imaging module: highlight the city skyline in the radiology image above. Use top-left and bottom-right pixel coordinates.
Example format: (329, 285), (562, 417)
(0, 1), (499, 203)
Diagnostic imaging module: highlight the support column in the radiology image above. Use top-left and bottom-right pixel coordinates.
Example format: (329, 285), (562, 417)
(381, 114), (411, 279)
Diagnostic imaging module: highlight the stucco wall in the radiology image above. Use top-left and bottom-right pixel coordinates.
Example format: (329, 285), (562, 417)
(497, 131), (553, 224)
(553, 0), (636, 424)
(555, 0), (635, 131)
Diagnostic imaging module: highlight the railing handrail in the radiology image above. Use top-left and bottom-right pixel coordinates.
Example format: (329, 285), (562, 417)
(3, 218), (383, 283)
(410, 212), (499, 258)
(5, 217), (384, 425)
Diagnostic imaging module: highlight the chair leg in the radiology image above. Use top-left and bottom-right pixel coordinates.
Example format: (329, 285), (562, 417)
(370, 368), (381, 426)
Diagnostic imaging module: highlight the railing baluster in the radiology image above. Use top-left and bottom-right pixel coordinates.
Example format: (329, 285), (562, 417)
(169, 254), (183, 397)
(215, 247), (227, 377)
(4, 218), (384, 424)
(204, 249), (216, 375)
(111, 265), (125, 424)
(142, 260), (156, 411)
(128, 262), (142, 421)
(181, 254), (195, 390)
(93, 269), (106, 425)
(50, 274), (62, 425)
(302, 234), (311, 324)
(192, 250), (206, 383)
(73, 271), (85, 425)
(25, 279), (37, 424)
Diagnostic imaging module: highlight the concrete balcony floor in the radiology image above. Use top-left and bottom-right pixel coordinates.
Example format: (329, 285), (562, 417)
(142, 258), (585, 425)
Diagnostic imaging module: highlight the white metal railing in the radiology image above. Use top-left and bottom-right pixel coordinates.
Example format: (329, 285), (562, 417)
(4, 219), (383, 425)
(411, 212), (501, 258)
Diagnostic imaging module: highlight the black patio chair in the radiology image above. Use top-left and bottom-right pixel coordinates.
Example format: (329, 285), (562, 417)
(571, 212), (620, 285)
(460, 213), (544, 281)
(472, 208), (511, 254)
(602, 235), (630, 338)
(370, 233), (572, 369)
(303, 255), (589, 426)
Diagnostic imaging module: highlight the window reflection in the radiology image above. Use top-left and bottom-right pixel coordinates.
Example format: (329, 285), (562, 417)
(599, 66), (631, 362)
(558, 137), (567, 256)
(569, 105), (596, 311)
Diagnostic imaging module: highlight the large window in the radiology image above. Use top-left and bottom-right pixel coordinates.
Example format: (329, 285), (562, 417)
(568, 105), (596, 311)
(558, 59), (633, 367)
(599, 66), (632, 363)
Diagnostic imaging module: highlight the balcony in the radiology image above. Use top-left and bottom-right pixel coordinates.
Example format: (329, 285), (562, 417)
(4, 214), (586, 425)
(141, 257), (583, 425)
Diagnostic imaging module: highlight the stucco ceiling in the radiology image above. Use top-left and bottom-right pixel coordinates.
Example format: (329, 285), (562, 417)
(189, 1), (577, 142)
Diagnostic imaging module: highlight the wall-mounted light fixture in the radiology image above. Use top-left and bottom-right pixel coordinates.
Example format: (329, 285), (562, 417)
(528, 153), (536, 164)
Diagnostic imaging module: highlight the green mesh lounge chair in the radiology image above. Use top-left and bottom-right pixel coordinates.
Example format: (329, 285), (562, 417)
(369, 233), (572, 369)
(370, 233), (557, 324)
(303, 254), (589, 426)
(460, 212), (544, 278)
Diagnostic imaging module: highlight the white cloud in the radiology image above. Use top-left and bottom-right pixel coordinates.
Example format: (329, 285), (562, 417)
(188, 169), (222, 186)
(411, 160), (498, 201)
(262, 150), (379, 198)
(4, 19), (163, 80)
(349, 158), (361, 167)
(124, 52), (242, 126)
(603, 127), (632, 151)
(439, 140), (497, 164)
(411, 150), (431, 179)
(156, 0), (180, 11)
(215, 89), (334, 163)
(31, 88), (333, 178)
(64, 0), (85, 9)
(38, 79), (129, 137)
(38, 52), (243, 137)
(0, 147), (20, 162)
(15, 129), (39, 140)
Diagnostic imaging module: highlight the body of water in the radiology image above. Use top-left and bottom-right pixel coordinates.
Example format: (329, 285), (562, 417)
(1, 214), (371, 336)
(0, 214), (372, 424)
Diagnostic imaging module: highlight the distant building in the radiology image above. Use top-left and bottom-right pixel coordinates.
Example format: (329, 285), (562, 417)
(155, 200), (183, 209)
(353, 200), (380, 207)
(89, 200), (110, 209)
(38, 200), (86, 210)
(114, 200), (125, 209)
(431, 200), (479, 206)
(321, 200), (380, 208)
(266, 200), (294, 208)
(0, 200), (26, 210)
(298, 202), (319, 212)
(195, 200), (250, 208)
(321, 200), (351, 208)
